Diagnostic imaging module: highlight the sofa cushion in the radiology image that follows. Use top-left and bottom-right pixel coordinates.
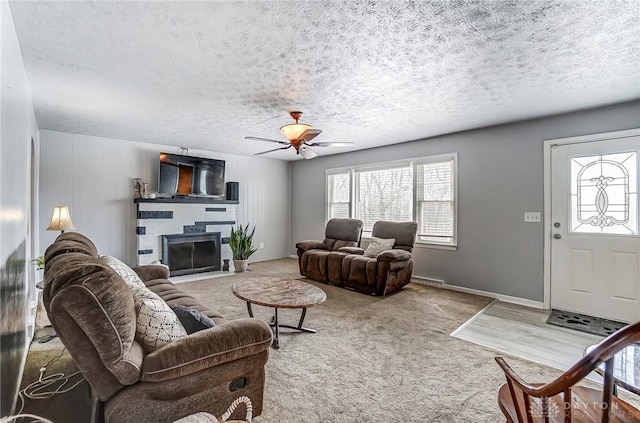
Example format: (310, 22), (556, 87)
(101, 255), (146, 289)
(364, 237), (396, 257)
(100, 255), (186, 350)
(371, 221), (418, 252)
(130, 284), (187, 352)
(170, 305), (216, 334)
(325, 218), (363, 246)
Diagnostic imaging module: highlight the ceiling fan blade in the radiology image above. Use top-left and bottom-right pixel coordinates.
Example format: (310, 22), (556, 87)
(298, 128), (322, 142)
(245, 136), (290, 146)
(305, 141), (354, 147)
(254, 145), (292, 156)
(299, 146), (318, 160)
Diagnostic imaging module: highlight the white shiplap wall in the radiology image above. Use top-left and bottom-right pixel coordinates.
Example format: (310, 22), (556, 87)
(38, 130), (291, 266)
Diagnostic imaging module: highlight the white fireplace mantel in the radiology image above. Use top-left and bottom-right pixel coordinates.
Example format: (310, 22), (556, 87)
(135, 198), (238, 268)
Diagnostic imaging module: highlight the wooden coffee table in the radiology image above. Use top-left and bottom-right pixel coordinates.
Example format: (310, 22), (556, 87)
(232, 278), (327, 349)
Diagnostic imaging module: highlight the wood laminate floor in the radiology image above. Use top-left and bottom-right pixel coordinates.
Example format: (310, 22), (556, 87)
(451, 300), (604, 372)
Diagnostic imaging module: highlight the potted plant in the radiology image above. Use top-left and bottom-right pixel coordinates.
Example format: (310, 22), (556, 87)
(229, 224), (257, 273)
(32, 256), (45, 270)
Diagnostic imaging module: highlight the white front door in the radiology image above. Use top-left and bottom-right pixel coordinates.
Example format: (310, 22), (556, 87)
(550, 133), (640, 323)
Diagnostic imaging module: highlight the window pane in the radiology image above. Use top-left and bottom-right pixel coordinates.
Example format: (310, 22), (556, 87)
(329, 173), (350, 202)
(330, 203), (350, 219)
(417, 160), (455, 244)
(570, 151), (637, 235)
(356, 166), (413, 232)
(419, 202), (453, 237)
(328, 172), (350, 220)
(418, 161), (453, 201)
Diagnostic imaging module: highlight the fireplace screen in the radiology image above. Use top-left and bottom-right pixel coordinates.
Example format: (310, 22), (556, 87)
(162, 232), (221, 276)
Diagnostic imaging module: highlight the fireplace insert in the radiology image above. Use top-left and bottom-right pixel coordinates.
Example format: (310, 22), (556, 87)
(161, 232), (221, 276)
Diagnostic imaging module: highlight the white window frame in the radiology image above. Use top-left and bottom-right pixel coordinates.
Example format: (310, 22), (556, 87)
(414, 153), (458, 248)
(326, 170), (352, 220)
(325, 153), (458, 249)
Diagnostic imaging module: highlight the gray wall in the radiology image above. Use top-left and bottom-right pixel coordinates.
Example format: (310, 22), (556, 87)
(1, 0), (39, 415)
(291, 101), (640, 302)
(39, 131), (291, 266)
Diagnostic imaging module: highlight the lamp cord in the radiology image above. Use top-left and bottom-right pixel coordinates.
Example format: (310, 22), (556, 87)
(12, 347), (86, 421)
(0, 414), (54, 423)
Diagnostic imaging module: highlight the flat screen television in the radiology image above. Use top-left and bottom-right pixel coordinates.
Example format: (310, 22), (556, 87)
(158, 152), (225, 197)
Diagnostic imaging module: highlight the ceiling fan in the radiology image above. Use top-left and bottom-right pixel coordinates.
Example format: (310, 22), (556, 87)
(245, 111), (354, 159)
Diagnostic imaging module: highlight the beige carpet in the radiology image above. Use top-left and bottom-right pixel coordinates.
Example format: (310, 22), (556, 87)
(177, 259), (565, 422)
(20, 258), (568, 422)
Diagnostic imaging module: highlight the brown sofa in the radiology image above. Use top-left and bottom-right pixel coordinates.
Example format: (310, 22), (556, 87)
(337, 221), (418, 296)
(296, 218), (364, 281)
(296, 220), (417, 296)
(43, 232), (272, 423)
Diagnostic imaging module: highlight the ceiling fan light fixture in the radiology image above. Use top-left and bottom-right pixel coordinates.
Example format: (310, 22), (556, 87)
(248, 110), (348, 159)
(280, 122), (312, 141)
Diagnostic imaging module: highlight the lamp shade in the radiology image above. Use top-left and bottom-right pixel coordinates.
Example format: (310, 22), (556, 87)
(47, 205), (75, 232)
(280, 123), (312, 141)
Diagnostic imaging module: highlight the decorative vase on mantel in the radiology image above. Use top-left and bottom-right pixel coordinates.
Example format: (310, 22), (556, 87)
(134, 178), (142, 199)
(233, 259), (249, 273)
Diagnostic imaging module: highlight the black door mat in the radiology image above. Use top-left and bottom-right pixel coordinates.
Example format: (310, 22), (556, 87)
(546, 309), (627, 337)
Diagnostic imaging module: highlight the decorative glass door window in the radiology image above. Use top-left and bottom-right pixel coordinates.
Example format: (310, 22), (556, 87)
(570, 151), (637, 234)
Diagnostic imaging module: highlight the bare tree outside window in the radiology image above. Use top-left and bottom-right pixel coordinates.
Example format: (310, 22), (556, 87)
(328, 173), (350, 219)
(356, 166), (413, 233)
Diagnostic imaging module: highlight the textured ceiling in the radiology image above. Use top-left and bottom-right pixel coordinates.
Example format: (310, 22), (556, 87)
(9, 1), (640, 160)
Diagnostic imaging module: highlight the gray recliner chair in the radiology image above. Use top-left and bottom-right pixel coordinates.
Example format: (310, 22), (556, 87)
(295, 218), (364, 283)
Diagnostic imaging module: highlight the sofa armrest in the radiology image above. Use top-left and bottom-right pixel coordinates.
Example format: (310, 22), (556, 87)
(141, 318), (272, 382)
(295, 240), (328, 252)
(377, 249), (412, 262)
(338, 246), (365, 255)
(132, 265), (170, 282)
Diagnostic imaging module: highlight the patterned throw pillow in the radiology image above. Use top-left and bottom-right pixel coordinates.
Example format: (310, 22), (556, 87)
(364, 237), (396, 258)
(100, 255), (187, 352)
(100, 255), (146, 289)
(130, 284), (187, 351)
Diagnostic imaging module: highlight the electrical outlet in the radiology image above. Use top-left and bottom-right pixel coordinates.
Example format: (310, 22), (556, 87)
(259, 242), (264, 249)
(524, 212), (541, 223)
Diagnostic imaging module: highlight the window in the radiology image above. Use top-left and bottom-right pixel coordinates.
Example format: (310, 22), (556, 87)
(328, 173), (351, 219)
(327, 154), (457, 247)
(416, 159), (455, 244)
(355, 164), (413, 234)
(570, 151), (637, 235)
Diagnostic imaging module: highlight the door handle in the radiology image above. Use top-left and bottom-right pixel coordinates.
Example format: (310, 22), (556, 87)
(553, 234), (561, 239)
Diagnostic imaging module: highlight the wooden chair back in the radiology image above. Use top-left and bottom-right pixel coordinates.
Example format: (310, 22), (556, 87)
(495, 321), (640, 423)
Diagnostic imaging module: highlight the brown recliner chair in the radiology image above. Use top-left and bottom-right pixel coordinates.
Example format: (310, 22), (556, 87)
(336, 221), (417, 296)
(296, 218), (363, 284)
(43, 232), (273, 423)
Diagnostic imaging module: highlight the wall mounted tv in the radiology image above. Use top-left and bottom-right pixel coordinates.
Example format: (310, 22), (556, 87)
(158, 152), (225, 197)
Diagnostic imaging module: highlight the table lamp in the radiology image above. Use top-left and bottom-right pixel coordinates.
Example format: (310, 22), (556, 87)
(46, 205), (76, 234)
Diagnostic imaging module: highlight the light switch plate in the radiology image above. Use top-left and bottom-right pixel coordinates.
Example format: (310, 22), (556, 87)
(524, 212), (541, 223)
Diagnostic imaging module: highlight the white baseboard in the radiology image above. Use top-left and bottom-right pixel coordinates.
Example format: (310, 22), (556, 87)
(411, 275), (544, 309)
(289, 254), (298, 259)
(169, 271), (232, 284)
